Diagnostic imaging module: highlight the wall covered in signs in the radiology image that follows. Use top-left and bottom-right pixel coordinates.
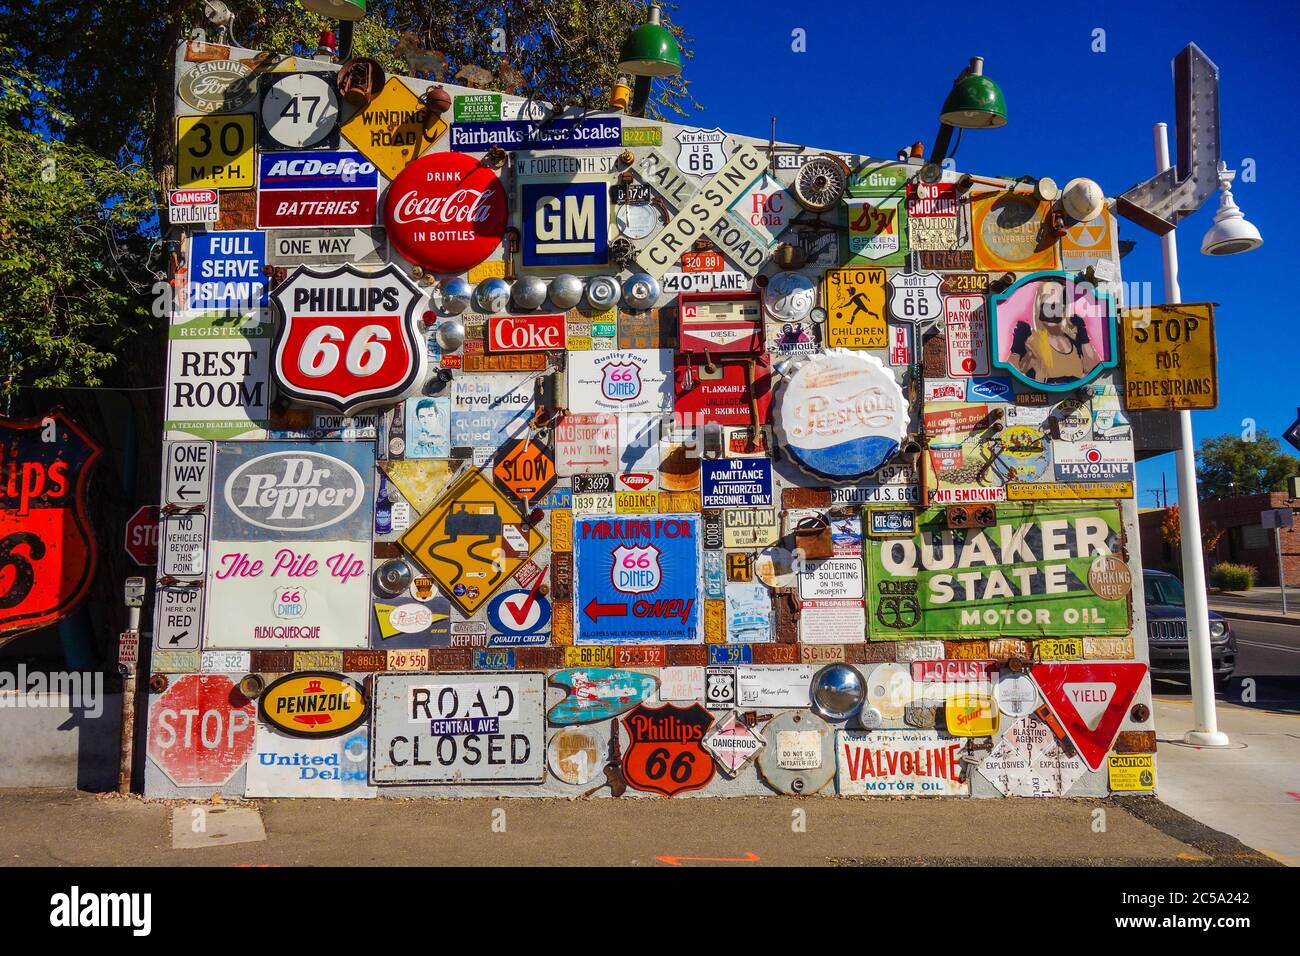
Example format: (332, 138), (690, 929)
(145, 39), (1162, 801)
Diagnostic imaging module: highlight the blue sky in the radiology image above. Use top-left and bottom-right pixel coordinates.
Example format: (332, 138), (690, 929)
(670, 0), (1300, 506)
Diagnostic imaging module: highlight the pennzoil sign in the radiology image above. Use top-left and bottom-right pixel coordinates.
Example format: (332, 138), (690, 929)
(258, 671), (368, 738)
(0, 412), (102, 642)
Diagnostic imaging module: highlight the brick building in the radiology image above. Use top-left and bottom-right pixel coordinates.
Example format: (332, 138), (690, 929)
(1138, 492), (1300, 586)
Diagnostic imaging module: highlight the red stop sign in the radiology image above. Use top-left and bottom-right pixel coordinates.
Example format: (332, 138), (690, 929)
(148, 675), (255, 787)
(124, 505), (160, 566)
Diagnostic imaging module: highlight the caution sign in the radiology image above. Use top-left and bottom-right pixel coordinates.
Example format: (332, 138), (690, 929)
(398, 469), (544, 616)
(1121, 302), (1217, 411)
(493, 436), (558, 511)
(341, 77), (447, 180)
(823, 267), (887, 349)
(1107, 753), (1156, 792)
(176, 113), (255, 189)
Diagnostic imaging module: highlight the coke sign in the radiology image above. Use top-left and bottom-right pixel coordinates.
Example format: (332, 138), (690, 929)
(488, 313), (565, 353)
(383, 151), (507, 273)
(270, 262), (427, 414)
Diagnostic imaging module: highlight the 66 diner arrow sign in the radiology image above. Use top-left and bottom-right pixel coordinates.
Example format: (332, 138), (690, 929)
(270, 263), (428, 415)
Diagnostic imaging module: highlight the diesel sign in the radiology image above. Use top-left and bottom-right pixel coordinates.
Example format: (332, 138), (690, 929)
(488, 314), (566, 353)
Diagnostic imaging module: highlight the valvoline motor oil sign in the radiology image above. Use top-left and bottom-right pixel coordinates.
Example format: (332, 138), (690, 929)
(574, 515), (701, 645)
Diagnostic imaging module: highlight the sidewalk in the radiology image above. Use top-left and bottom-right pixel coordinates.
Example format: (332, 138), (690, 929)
(1154, 694), (1300, 866)
(1210, 587), (1300, 625)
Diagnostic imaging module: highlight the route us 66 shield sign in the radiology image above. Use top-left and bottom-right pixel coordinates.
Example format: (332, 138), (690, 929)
(270, 263), (428, 414)
(887, 271), (944, 324)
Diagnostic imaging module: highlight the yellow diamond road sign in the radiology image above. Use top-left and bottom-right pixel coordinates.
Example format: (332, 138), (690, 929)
(341, 77), (448, 180)
(399, 469), (544, 616)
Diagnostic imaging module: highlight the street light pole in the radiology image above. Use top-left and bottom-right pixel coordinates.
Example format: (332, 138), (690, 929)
(1154, 121), (1230, 747)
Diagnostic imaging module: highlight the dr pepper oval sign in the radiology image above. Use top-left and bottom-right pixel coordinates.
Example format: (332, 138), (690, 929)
(258, 671), (368, 738)
(383, 151), (507, 273)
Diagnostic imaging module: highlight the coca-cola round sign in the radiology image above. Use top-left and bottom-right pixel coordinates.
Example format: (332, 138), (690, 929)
(383, 151), (507, 273)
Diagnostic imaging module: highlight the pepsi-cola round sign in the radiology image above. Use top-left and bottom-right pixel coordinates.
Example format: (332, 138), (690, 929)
(383, 151), (507, 273)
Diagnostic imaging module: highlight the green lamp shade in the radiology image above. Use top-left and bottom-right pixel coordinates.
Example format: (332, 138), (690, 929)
(618, 22), (682, 77)
(300, 0), (366, 22)
(939, 74), (1007, 128)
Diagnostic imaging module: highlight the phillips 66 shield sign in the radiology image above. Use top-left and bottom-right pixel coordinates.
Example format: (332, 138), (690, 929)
(270, 263), (428, 414)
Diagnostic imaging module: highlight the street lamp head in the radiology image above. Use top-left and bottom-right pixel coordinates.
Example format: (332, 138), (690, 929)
(618, 4), (683, 77)
(939, 56), (1008, 129)
(1201, 162), (1262, 256)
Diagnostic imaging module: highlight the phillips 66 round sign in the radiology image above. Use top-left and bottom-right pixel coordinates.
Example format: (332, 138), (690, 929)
(270, 262), (428, 414)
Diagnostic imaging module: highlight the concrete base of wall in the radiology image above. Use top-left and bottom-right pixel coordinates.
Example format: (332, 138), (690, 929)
(0, 692), (122, 791)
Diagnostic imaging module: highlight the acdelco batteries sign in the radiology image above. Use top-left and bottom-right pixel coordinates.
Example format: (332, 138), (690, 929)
(257, 151), (379, 229)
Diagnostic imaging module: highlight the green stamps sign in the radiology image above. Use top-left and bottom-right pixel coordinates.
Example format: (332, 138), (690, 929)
(864, 501), (1131, 640)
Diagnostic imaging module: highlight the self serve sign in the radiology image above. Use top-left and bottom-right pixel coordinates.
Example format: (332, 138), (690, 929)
(257, 151), (379, 228)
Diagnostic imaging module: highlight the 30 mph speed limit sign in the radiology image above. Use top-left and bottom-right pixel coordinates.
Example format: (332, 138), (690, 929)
(258, 71), (340, 151)
(176, 113), (254, 188)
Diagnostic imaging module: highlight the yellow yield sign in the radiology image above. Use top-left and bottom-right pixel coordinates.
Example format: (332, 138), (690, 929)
(399, 468), (544, 616)
(341, 77), (447, 180)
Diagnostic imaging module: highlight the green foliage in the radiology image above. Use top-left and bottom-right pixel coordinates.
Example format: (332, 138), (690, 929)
(0, 49), (157, 399)
(1196, 433), (1299, 499)
(1210, 563), (1256, 591)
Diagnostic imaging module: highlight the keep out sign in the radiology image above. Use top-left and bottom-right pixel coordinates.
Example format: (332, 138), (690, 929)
(369, 672), (546, 784)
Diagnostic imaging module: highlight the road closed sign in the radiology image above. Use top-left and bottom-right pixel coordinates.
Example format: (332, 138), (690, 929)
(1121, 302), (1217, 410)
(369, 672), (546, 784)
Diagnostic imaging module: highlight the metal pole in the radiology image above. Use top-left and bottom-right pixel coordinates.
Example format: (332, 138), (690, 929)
(1155, 122), (1229, 746)
(1278, 527), (1288, 614)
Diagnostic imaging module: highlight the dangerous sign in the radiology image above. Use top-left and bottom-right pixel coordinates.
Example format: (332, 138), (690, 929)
(1031, 662), (1148, 771)
(399, 469), (544, 616)
(1120, 302), (1217, 411)
(147, 675), (255, 788)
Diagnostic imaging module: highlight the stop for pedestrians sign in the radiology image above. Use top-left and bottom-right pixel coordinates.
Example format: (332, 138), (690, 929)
(147, 675), (255, 787)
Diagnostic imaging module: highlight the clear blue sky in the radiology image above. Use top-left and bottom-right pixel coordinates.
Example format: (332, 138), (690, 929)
(671, 0), (1300, 506)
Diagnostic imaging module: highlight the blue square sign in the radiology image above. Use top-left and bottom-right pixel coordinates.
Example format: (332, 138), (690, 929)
(521, 181), (608, 268)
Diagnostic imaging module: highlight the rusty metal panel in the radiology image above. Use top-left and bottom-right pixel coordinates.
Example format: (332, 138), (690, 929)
(428, 648), (473, 671)
(343, 649), (386, 671)
(1083, 636), (1136, 660)
(752, 644), (800, 664)
(1114, 730), (1158, 753)
(666, 644), (708, 666)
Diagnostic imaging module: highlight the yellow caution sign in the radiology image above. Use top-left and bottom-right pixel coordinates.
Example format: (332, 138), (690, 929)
(379, 459), (459, 514)
(399, 469), (543, 616)
(1107, 754), (1156, 792)
(340, 77), (447, 180)
(823, 267), (887, 349)
(1121, 302), (1218, 411)
(176, 113), (255, 189)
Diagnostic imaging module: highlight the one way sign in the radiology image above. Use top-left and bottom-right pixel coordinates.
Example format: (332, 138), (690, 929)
(164, 440), (212, 506)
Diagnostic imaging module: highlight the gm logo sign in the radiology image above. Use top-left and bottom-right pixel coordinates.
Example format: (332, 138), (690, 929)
(522, 181), (607, 267)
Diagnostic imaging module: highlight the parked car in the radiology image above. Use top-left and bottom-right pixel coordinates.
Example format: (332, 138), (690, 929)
(1143, 569), (1236, 688)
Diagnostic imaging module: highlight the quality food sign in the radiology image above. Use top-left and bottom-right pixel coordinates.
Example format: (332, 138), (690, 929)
(864, 501), (1131, 640)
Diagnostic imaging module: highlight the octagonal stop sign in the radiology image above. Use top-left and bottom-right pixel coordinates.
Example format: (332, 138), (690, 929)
(124, 505), (160, 567)
(147, 675), (256, 787)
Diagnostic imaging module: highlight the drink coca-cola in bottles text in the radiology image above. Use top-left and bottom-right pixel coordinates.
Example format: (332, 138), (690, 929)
(383, 152), (507, 273)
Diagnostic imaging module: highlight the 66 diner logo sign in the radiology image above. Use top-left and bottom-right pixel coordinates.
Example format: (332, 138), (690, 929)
(622, 702), (715, 796)
(270, 263), (427, 415)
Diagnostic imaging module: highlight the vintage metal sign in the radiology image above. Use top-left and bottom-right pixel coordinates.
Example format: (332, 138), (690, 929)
(179, 58), (256, 113)
(399, 468), (543, 616)
(449, 117), (622, 152)
(383, 151), (507, 273)
(369, 672), (547, 784)
(270, 263), (427, 414)
(677, 292), (763, 354)
(970, 192), (1059, 272)
(865, 502), (1131, 640)
(978, 713), (1088, 797)
(943, 295), (990, 377)
(836, 729), (968, 796)
(797, 557), (866, 645)
(266, 227), (387, 266)
(546, 726), (604, 786)
(340, 76), (445, 180)
(258, 671), (368, 739)
(547, 667), (659, 724)
(521, 179), (609, 268)
(905, 182), (959, 250)
(493, 436), (557, 510)
(989, 272), (1118, 392)
(555, 413), (618, 476)
(245, 722), (376, 798)
(622, 702), (716, 796)
(1031, 662), (1148, 771)
(824, 267), (888, 349)
(888, 271), (944, 324)
(701, 457), (773, 508)
(164, 311), (270, 440)
(567, 350), (673, 413)
(188, 231), (266, 314)
(574, 514), (700, 645)
(176, 112), (255, 189)
(1120, 302), (1217, 410)
(258, 70), (341, 151)
(0, 412), (102, 641)
(205, 442), (374, 649)
(147, 675), (256, 788)
(702, 709), (764, 776)
(256, 151), (379, 229)
(773, 351), (907, 481)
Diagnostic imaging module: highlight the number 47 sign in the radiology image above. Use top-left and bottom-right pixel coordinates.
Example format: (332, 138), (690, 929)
(887, 271), (944, 324)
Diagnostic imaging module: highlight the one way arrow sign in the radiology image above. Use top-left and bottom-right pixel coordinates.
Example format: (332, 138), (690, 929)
(164, 440), (212, 506)
(1115, 44), (1222, 235)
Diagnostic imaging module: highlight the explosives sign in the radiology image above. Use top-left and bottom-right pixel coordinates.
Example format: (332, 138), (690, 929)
(978, 714), (1088, 796)
(169, 188), (219, 224)
(1121, 303), (1217, 410)
(865, 502), (1131, 640)
(148, 675), (256, 788)
(824, 267), (888, 349)
(370, 672), (546, 784)
(341, 77), (446, 180)
(0, 412), (102, 641)
(176, 112), (254, 189)
(622, 702), (716, 796)
(399, 468), (544, 616)
(270, 263), (427, 415)
(574, 515), (701, 645)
